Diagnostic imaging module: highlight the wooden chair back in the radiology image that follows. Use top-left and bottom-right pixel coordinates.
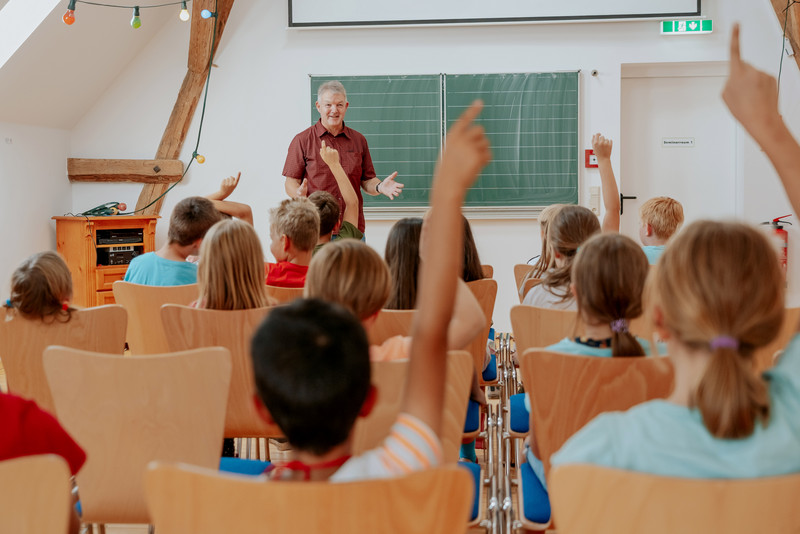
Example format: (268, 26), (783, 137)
(265, 285), (304, 305)
(550, 464), (800, 534)
(352, 351), (473, 462)
(465, 279), (498, 376)
(160, 304), (280, 438)
(43, 346), (231, 525)
(510, 305), (578, 355)
(514, 263), (533, 294)
(0, 455), (72, 534)
(521, 277), (543, 301)
(754, 307), (800, 375)
(112, 281), (198, 354)
(0, 305), (127, 413)
(519, 349), (673, 476)
(366, 309), (415, 346)
(145, 463), (473, 534)
(481, 264), (494, 278)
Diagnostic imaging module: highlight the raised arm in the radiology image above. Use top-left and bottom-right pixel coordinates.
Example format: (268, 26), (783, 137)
(446, 279), (486, 350)
(319, 141), (359, 228)
(593, 133), (621, 232)
(402, 101), (491, 434)
(205, 173), (254, 225)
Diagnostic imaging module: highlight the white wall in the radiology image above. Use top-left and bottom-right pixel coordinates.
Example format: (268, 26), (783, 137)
(0, 122), (71, 295)
(67, 0), (800, 330)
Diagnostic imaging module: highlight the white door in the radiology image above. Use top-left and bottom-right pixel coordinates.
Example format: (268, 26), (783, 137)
(619, 63), (737, 238)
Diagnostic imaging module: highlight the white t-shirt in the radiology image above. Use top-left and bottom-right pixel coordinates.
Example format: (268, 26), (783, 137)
(522, 283), (576, 311)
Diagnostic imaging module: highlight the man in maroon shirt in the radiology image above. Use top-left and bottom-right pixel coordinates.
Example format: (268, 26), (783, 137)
(282, 81), (404, 234)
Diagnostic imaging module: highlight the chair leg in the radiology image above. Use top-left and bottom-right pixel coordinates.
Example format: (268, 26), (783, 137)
(97, 525), (106, 534)
(147, 525), (155, 534)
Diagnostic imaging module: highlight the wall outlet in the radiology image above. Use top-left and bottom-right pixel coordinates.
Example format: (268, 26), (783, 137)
(589, 186), (601, 214)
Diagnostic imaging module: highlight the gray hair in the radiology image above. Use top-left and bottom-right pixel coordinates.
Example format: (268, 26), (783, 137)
(317, 80), (347, 101)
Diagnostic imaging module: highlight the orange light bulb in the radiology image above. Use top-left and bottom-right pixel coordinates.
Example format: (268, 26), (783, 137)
(195, 154), (206, 164)
(63, 9), (75, 25)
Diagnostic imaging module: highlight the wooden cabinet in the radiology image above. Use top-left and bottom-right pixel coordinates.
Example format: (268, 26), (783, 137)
(53, 216), (158, 307)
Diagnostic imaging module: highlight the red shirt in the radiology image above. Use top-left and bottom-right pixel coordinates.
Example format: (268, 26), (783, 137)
(0, 392), (86, 475)
(266, 261), (308, 288)
(282, 120), (376, 233)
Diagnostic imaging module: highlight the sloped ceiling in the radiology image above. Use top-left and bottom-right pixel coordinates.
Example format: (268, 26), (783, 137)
(0, 1), (175, 129)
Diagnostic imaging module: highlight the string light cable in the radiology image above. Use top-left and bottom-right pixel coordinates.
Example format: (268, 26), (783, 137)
(63, 0), (194, 26)
(778, 0), (799, 98)
(74, 0), (219, 217)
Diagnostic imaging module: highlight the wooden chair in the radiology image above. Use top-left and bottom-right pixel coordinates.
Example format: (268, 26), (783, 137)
(510, 305), (577, 355)
(112, 281), (198, 354)
(481, 264), (494, 278)
(145, 462), (473, 534)
(265, 284), (304, 305)
(514, 263), (533, 294)
(0, 455), (72, 534)
(43, 346), (231, 527)
(160, 305), (282, 445)
(466, 279), (498, 379)
(0, 305), (126, 413)
(754, 307), (800, 375)
(366, 309), (415, 346)
(352, 350), (473, 463)
(520, 278), (542, 301)
(550, 464), (800, 534)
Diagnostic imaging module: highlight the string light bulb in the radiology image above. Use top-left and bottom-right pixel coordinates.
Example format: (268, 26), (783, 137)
(200, 9), (213, 19)
(130, 6), (141, 29)
(195, 153), (205, 164)
(63, 0), (76, 25)
(179, 1), (190, 21)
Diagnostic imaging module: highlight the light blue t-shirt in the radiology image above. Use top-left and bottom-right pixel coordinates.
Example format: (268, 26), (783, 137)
(123, 252), (197, 286)
(642, 245), (665, 265)
(551, 334), (800, 478)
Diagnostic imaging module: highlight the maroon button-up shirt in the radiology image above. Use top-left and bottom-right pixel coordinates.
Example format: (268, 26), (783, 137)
(282, 119), (376, 233)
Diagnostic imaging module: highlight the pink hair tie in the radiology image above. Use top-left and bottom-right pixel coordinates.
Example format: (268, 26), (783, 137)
(709, 336), (739, 350)
(610, 318), (629, 334)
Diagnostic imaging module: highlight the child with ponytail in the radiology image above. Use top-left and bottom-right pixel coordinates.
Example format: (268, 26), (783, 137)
(4, 251), (75, 322)
(551, 24), (800, 477)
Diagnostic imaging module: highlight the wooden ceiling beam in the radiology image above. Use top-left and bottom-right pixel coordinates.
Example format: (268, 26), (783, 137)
(68, 158), (183, 183)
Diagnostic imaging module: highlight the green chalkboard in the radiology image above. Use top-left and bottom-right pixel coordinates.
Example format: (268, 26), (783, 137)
(310, 72), (578, 208)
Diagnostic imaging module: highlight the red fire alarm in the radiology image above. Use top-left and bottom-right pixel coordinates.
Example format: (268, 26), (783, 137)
(585, 149), (598, 168)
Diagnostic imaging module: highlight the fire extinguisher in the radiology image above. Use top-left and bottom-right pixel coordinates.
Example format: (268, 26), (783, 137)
(763, 214), (792, 281)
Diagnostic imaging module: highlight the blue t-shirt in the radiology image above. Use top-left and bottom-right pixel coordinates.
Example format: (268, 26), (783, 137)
(642, 245), (666, 265)
(551, 333), (800, 478)
(123, 252), (197, 286)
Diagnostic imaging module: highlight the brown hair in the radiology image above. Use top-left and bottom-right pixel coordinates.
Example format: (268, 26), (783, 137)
(384, 218), (422, 310)
(306, 239), (391, 320)
(5, 251), (74, 322)
(651, 221), (784, 438)
(462, 216), (484, 282)
(308, 190), (341, 237)
(542, 205), (601, 301)
(269, 198), (320, 253)
(573, 233), (649, 356)
(640, 197), (684, 240)
(168, 196), (222, 246)
(196, 219), (270, 310)
(531, 204), (564, 279)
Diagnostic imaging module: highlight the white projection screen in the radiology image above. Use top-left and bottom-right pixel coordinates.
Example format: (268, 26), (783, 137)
(289, 0), (701, 27)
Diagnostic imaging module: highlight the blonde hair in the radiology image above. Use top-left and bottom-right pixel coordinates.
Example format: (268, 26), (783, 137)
(305, 239), (391, 321)
(5, 251), (74, 322)
(651, 221), (784, 438)
(269, 198), (320, 253)
(197, 219), (270, 310)
(573, 233), (649, 356)
(640, 197), (684, 240)
(530, 204), (564, 279)
(542, 205), (601, 301)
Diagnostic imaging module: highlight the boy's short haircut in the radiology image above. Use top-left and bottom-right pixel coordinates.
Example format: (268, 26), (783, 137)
(270, 198), (321, 252)
(168, 196), (223, 246)
(639, 197), (684, 240)
(251, 298), (371, 456)
(308, 190), (340, 236)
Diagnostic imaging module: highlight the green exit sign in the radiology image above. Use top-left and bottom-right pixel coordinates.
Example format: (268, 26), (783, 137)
(661, 19), (712, 35)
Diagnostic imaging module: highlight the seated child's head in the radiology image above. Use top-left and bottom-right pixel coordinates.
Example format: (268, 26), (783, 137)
(650, 220), (784, 439)
(269, 198), (320, 261)
(168, 196), (222, 252)
(384, 217), (422, 310)
(462, 216), (484, 282)
(308, 191), (340, 238)
(5, 251), (73, 321)
(531, 203), (563, 277)
(639, 197), (684, 246)
(543, 205), (601, 298)
(197, 219), (270, 310)
(251, 298), (372, 455)
(305, 239), (391, 322)
(572, 233), (649, 356)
